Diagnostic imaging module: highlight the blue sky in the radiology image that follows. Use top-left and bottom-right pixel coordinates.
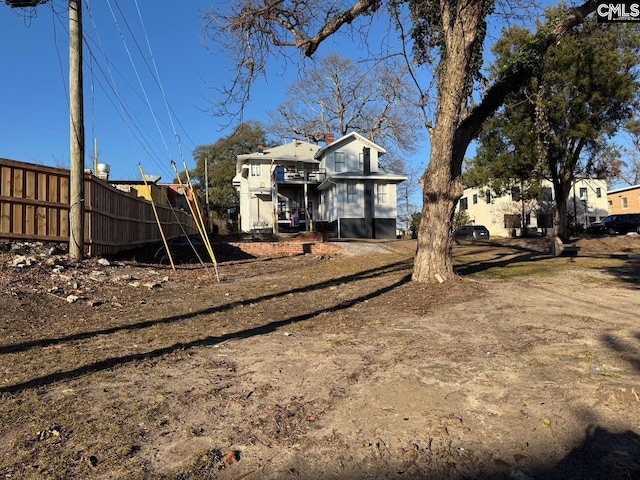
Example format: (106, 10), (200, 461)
(0, 0), (308, 183)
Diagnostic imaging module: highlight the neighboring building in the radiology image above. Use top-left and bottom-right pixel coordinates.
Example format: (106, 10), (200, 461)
(111, 179), (195, 212)
(233, 132), (407, 238)
(455, 179), (608, 237)
(607, 184), (640, 215)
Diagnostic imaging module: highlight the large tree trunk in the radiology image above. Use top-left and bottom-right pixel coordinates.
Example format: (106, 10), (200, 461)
(411, 0), (597, 283)
(412, 0), (485, 283)
(553, 179), (573, 242)
(413, 141), (465, 283)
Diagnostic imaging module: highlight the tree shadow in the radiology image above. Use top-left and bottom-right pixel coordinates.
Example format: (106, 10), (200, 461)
(0, 272), (413, 393)
(530, 426), (640, 480)
(0, 259), (412, 357)
(600, 332), (640, 373)
(266, 425), (640, 480)
(602, 259), (640, 287)
(454, 242), (553, 276)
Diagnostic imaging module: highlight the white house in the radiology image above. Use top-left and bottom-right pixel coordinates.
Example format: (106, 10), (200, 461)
(455, 179), (609, 237)
(233, 132), (407, 238)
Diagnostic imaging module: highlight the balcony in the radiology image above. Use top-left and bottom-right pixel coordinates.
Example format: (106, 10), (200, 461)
(275, 167), (326, 184)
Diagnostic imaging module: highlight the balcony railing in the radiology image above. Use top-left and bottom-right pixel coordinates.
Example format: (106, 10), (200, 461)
(275, 167), (326, 184)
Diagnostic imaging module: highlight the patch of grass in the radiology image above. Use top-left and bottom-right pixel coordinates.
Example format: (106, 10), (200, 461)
(473, 262), (560, 279)
(582, 350), (594, 363)
(454, 251), (632, 280)
(294, 321), (315, 331)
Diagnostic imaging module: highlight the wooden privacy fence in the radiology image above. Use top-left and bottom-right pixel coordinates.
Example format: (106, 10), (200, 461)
(1, 158), (197, 256)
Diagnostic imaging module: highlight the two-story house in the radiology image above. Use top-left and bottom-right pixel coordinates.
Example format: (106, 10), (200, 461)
(233, 132), (406, 238)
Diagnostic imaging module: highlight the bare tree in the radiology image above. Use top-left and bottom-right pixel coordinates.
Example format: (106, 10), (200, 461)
(623, 121), (640, 185)
(620, 151), (640, 186)
(203, 0), (598, 283)
(267, 53), (421, 153)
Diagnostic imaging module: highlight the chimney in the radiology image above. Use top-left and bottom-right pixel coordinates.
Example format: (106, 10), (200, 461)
(362, 147), (371, 174)
(324, 133), (335, 145)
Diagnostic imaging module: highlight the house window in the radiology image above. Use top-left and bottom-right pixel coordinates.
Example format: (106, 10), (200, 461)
(622, 197), (628, 209)
(473, 194), (478, 204)
(359, 152), (364, 172)
(542, 188), (553, 202)
(376, 184), (388, 204)
(504, 214), (522, 228)
(250, 163), (261, 177)
(459, 197), (468, 211)
(596, 187), (602, 198)
(608, 200), (613, 211)
(579, 187), (587, 199)
(347, 182), (358, 203)
(277, 200), (287, 220)
(335, 152), (346, 172)
(485, 191), (492, 203)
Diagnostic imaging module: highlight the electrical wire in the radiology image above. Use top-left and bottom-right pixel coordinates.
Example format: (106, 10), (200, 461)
(105, 0), (171, 161)
(83, 2), (170, 176)
(132, 0), (187, 166)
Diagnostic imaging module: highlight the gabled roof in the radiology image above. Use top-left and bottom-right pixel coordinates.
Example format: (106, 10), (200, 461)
(237, 140), (320, 163)
(314, 132), (386, 160)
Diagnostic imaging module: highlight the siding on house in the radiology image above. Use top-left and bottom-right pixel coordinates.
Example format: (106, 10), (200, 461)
(233, 133), (406, 238)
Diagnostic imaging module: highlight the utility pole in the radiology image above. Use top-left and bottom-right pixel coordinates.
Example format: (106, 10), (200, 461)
(4, 0), (86, 259)
(69, 0), (85, 259)
(204, 156), (209, 232)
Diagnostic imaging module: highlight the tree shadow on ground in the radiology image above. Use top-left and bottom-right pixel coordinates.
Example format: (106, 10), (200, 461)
(600, 332), (640, 373)
(602, 259), (640, 287)
(111, 237), (257, 264)
(0, 259), (412, 357)
(0, 267), (413, 393)
(268, 426), (640, 480)
(453, 240), (553, 276)
(526, 426), (640, 480)
(240, 425), (640, 480)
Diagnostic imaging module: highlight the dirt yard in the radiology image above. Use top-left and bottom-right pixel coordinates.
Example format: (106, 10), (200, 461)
(1, 235), (639, 479)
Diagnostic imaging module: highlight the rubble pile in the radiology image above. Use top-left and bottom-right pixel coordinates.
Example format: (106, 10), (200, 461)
(1, 241), (169, 307)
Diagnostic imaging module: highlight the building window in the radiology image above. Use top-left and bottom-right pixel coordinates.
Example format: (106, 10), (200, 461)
(622, 197), (628, 209)
(473, 194), (478, 204)
(277, 200), (287, 220)
(485, 191), (492, 203)
(376, 184), (388, 204)
(250, 163), (261, 177)
(358, 152), (364, 172)
(335, 152), (346, 172)
(347, 182), (358, 203)
(596, 187), (601, 198)
(459, 197), (468, 211)
(542, 188), (553, 202)
(579, 187), (587, 199)
(608, 200), (613, 211)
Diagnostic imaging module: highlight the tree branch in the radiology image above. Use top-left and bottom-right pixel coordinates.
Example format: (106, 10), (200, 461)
(457, 0), (598, 146)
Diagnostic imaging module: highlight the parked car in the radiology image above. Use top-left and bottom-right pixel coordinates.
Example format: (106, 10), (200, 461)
(454, 225), (490, 241)
(586, 214), (640, 235)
